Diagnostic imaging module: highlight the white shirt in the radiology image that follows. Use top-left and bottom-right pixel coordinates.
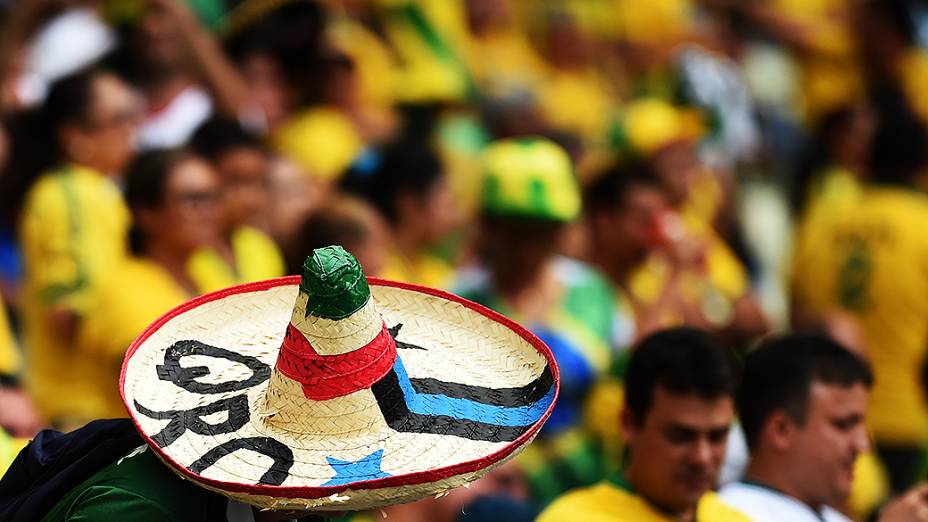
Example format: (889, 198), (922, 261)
(137, 86), (213, 151)
(719, 481), (851, 522)
(718, 423), (749, 487)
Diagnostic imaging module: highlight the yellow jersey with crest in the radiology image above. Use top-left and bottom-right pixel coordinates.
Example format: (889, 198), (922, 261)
(791, 186), (928, 444)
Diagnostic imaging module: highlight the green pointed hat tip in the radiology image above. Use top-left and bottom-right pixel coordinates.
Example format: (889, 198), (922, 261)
(300, 246), (371, 320)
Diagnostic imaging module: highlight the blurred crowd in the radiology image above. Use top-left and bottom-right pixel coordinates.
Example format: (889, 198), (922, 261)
(2, 0), (928, 520)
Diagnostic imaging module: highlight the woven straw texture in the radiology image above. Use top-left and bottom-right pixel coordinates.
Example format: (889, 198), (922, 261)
(121, 277), (555, 511)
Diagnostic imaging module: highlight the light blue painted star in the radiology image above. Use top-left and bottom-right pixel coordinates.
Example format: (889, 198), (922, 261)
(322, 449), (392, 486)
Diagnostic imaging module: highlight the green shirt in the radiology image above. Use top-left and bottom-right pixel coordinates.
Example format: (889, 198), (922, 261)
(42, 446), (225, 521)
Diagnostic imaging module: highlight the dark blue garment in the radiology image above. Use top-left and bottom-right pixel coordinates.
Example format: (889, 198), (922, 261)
(0, 227), (22, 288)
(0, 418), (142, 522)
(533, 329), (594, 436)
(456, 495), (540, 522)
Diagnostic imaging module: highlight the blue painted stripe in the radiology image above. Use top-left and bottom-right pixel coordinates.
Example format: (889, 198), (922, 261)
(393, 356), (554, 427)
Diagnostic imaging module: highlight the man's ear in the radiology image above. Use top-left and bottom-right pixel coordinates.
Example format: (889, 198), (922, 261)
(621, 407), (639, 446)
(134, 207), (160, 237)
(765, 410), (796, 452)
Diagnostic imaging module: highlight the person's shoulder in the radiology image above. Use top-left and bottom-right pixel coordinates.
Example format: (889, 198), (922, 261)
(698, 490), (753, 521)
(717, 480), (757, 501)
(43, 446), (216, 521)
(715, 482), (765, 508)
(865, 187), (928, 215)
(234, 226), (281, 252)
(552, 256), (601, 280)
(22, 165), (112, 213)
(536, 483), (611, 521)
(450, 265), (492, 303)
(822, 506), (854, 522)
(95, 257), (187, 310)
(21, 168), (71, 210)
(537, 482), (649, 522)
(716, 483), (827, 522)
(49, 484), (181, 521)
(553, 257), (614, 294)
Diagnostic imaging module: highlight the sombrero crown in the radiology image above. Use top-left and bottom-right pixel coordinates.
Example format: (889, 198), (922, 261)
(121, 246), (558, 511)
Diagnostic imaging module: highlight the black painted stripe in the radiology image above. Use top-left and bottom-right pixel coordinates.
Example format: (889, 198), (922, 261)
(370, 368), (533, 443)
(409, 365), (553, 408)
(388, 324), (427, 350)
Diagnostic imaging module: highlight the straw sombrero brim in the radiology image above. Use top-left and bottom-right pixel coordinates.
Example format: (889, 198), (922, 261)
(120, 276), (557, 511)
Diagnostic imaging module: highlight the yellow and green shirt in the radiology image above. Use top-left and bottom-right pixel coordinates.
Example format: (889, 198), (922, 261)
(538, 478), (749, 522)
(19, 165), (130, 423)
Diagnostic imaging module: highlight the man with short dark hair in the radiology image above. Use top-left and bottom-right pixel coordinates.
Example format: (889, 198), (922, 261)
(585, 157), (767, 345)
(538, 327), (748, 521)
(720, 333), (928, 522)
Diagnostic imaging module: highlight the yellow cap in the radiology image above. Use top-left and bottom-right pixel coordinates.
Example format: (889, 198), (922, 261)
(480, 137), (581, 222)
(621, 98), (705, 155)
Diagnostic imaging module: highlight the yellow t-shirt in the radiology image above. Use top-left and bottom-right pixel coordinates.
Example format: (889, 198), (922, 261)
(775, 0), (862, 122)
(380, 250), (454, 289)
(272, 107), (362, 181)
(326, 14), (396, 111)
(463, 27), (548, 99)
(538, 67), (617, 147)
(378, 0), (472, 103)
(792, 167), (862, 280)
(19, 165), (129, 313)
(0, 302), (20, 377)
(538, 481), (749, 522)
(19, 165), (130, 423)
(72, 257), (188, 421)
(187, 226), (286, 294)
(791, 187), (928, 444)
(612, 0), (693, 46)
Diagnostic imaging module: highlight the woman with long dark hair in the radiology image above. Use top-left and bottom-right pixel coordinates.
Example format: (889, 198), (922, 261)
(16, 67), (139, 427)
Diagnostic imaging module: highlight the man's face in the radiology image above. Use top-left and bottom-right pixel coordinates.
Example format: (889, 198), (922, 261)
(787, 382), (870, 508)
(623, 387), (733, 515)
(420, 178), (461, 245)
(650, 141), (700, 207)
(595, 183), (668, 263)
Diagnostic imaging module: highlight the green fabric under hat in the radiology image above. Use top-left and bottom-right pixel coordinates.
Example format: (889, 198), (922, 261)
(300, 246), (371, 320)
(480, 137), (581, 222)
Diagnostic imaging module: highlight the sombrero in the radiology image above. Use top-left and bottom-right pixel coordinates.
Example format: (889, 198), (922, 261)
(119, 246), (558, 511)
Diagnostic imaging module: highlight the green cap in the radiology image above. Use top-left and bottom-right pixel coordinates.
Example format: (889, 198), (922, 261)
(300, 246), (371, 320)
